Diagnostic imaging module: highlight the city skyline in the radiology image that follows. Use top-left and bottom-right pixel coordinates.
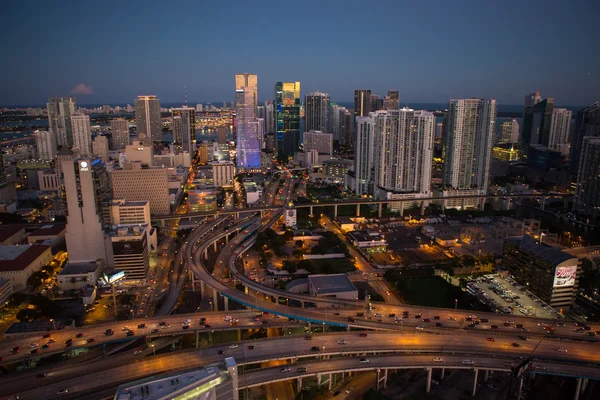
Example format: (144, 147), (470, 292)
(1, 1), (599, 106)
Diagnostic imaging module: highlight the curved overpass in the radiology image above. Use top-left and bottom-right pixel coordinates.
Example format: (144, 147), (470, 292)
(3, 331), (599, 400)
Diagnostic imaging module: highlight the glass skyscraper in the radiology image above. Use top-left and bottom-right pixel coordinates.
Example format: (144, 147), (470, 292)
(275, 81), (301, 157)
(235, 89), (261, 168)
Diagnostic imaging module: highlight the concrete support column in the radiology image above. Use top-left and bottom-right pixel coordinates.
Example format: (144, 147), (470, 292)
(213, 241), (218, 252)
(376, 369), (388, 390)
(329, 374), (333, 390)
(441, 201), (445, 214)
(541, 197), (546, 210)
(317, 374), (321, 386)
(200, 281), (206, 297)
(582, 378), (589, 393)
(213, 291), (218, 311)
(190, 270), (195, 292)
(399, 202), (404, 217)
(224, 296), (229, 311)
(195, 331), (199, 348)
(420, 201), (425, 216)
(472, 369), (479, 396)
(297, 377), (302, 392)
(301, 302), (305, 308)
(334, 204), (338, 218)
(378, 203), (383, 218)
(440, 368), (445, 380)
(225, 234), (229, 244)
(484, 369), (489, 382)
(574, 378), (582, 400)
(308, 322), (312, 332)
(356, 204), (360, 217)
(309, 206), (313, 217)
(203, 248), (208, 259)
(461, 198), (466, 210)
(426, 368), (432, 393)
(237, 329), (241, 341)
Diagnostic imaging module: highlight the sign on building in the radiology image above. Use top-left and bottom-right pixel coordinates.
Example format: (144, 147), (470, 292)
(553, 265), (577, 287)
(285, 209), (297, 228)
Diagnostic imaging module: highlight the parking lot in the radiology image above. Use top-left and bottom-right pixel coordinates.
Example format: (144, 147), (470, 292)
(467, 274), (560, 319)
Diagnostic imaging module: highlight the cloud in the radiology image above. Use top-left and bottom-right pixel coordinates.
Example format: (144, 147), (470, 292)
(70, 83), (94, 95)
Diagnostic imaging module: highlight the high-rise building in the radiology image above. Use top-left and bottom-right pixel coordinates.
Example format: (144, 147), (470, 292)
(107, 225), (149, 281)
(71, 112), (92, 156)
(303, 131), (333, 155)
(499, 119), (520, 144)
(34, 130), (57, 160)
(110, 118), (130, 150)
(256, 118), (265, 150)
(235, 73), (258, 114)
(92, 136), (109, 162)
(134, 95), (162, 144)
(212, 161), (235, 187)
(354, 116), (375, 195)
(47, 97), (77, 148)
(172, 107), (195, 154)
(235, 89), (261, 168)
(196, 104), (203, 112)
(548, 108), (572, 156)
(264, 100), (275, 134)
(524, 91), (542, 109)
(575, 136), (600, 218)
(354, 90), (371, 119)
(216, 127), (227, 144)
(63, 158), (109, 263)
(570, 101), (600, 175)
(522, 98), (554, 148)
(435, 122), (444, 139)
(443, 98), (497, 197)
(383, 90), (400, 110)
(305, 91), (330, 132)
(275, 81), (301, 157)
(110, 163), (170, 215)
(372, 109), (434, 200)
(369, 94), (383, 112)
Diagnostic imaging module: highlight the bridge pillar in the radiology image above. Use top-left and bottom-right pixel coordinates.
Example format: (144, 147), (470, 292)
(190, 270), (195, 292)
(213, 291), (219, 311)
(426, 367), (432, 393)
(195, 331), (199, 348)
(484, 369), (489, 382)
(225, 234), (229, 244)
(540, 197), (546, 211)
(440, 368), (445, 380)
(213, 241), (218, 252)
(308, 322), (312, 332)
(582, 378), (589, 394)
(309, 206), (314, 217)
(472, 369), (479, 396)
(237, 329), (241, 341)
(574, 377), (582, 400)
(329, 374), (333, 390)
(224, 296), (229, 311)
(399, 202), (404, 217)
(420, 201), (425, 216)
(203, 248), (208, 259)
(200, 281), (206, 297)
(376, 369), (388, 390)
(356, 204), (360, 217)
(297, 377), (302, 392)
(378, 203), (383, 218)
(334, 204), (338, 218)
(461, 198), (466, 210)
(441, 200), (445, 214)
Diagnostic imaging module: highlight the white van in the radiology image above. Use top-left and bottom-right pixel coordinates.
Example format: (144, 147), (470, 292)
(183, 319), (192, 326)
(223, 316), (233, 321)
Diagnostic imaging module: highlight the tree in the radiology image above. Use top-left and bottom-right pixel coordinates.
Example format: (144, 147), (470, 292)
(283, 230), (294, 241)
(282, 260), (297, 273)
(292, 249), (304, 259)
(16, 308), (40, 322)
(27, 271), (45, 290)
(298, 260), (314, 273)
(311, 245), (326, 255)
(295, 240), (303, 247)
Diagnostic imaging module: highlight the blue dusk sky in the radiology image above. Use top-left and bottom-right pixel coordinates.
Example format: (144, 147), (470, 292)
(1, 0), (599, 107)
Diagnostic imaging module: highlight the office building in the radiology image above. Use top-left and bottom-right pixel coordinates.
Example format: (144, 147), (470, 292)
(198, 144), (209, 164)
(134, 95), (162, 144)
(354, 116), (375, 195)
(303, 130), (333, 155)
(38, 169), (59, 191)
(548, 108), (572, 156)
(256, 117), (265, 150)
(263, 100), (275, 135)
(570, 101), (600, 175)
(275, 81), (301, 157)
(323, 158), (353, 179)
(235, 73), (258, 114)
(503, 235), (578, 310)
(172, 107), (195, 154)
(499, 119), (520, 144)
(308, 274), (358, 300)
(492, 143), (521, 161)
(92, 136), (109, 162)
(47, 97), (77, 147)
(442, 98), (497, 208)
(71, 112), (92, 156)
(435, 122), (444, 139)
(373, 109), (434, 204)
(522, 97), (554, 148)
(34, 130), (57, 160)
(187, 190), (217, 212)
(106, 199), (151, 225)
(305, 91), (330, 132)
(107, 225), (149, 281)
(354, 90), (371, 119)
(64, 158), (109, 263)
(124, 140), (153, 166)
(528, 144), (562, 172)
(216, 127), (227, 144)
(383, 90), (400, 110)
(212, 161), (235, 187)
(575, 136), (600, 217)
(369, 94), (384, 112)
(110, 162), (170, 215)
(524, 91), (542, 109)
(0, 245), (52, 291)
(110, 118), (130, 150)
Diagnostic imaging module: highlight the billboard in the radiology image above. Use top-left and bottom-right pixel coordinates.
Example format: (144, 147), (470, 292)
(285, 209), (297, 227)
(112, 235), (147, 257)
(553, 265), (577, 288)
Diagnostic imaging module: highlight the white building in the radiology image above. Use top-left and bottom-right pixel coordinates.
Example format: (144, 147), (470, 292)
(134, 95), (162, 144)
(442, 98), (496, 209)
(124, 140), (153, 165)
(64, 158), (109, 263)
(107, 199), (151, 225)
(47, 97), (77, 148)
(38, 169), (59, 191)
(34, 130), (57, 160)
(242, 179), (262, 204)
(549, 108), (572, 156)
(71, 112), (92, 156)
(92, 136), (109, 162)
(354, 116), (376, 195)
(110, 118), (130, 150)
(499, 119), (519, 144)
(212, 161), (235, 187)
(0, 245), (52, 291)
(303, 130), (333, 155)
(110, 162), (170, 215)
(196, 103), (203, 112)
(57, 261), (103, 291)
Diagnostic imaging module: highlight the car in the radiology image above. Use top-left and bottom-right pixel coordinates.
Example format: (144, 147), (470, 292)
(134, 350), (143, 355)
(182, 325), (189, 330)
(360, 358), (370, 363)
(388, 313), (396, 318)
(122, 326), (131, 331)
(126, 330), (135, 336)
(337, 340), (346, 345)
(487, 337), (495, 342)
(42, 344), (50, 349)
(462, 360), (474, 365)
(30, 349), (39, 354)
(75, 333), (83, 338)
(218, 350), (224, 354)
(138, 323), (146, 329)
(304, 335), (312, 340)
(151, 329), (159, 333)
(105, 329), (114, 336)
(558, 348), (568, 352)
(423, 318), (430, 323)
(359, 333), (368, 337)
(43, 333), (52, 338)
(228, 344), (239, 349)
(57, 389), (69, 395)
(158, 321), (166, 326)
(247, 345), (255, 350)
(311, 346), (321, 351)
(512, 342), (521, 347)
(280, 367), (291, 372)
(162, 324), (171, 329)
(556, 322), (566, 327)
(29, 343), (38, 348)
(64, 342), (72, 348)
(204, 324), (211, 328)
(433, 357), (443, 362)
(297, 367), (307, 372)
(11, 346), (20, 354)
(416, 326), (424, 330)
(346, 387), (355, 394)
(65, 339), (73, 344)
(480, 318), (489, 323)
(48, 339), (55, 343)
(37, 373), (48, 378)
(433, 316), (440, 320)
(86, 338), (95, 343)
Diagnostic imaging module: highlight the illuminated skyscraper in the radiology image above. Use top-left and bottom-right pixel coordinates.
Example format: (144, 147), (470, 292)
(499, 119), (520, 144)
(305, 91), (330, 132)
(548, 108), (572, 156)
(172, 107), (195, 154)
(275, 81), (301, 157)
(71, 112), (92, 156)
(570, 101), (600, 175)
(264, 100), (275, 134)
(235, 89), (261, 168)
(110, 118), (130, 150)
(235, 73), (258, 114)
(134, 95), (162, 144)
(47, 96), (77, 147)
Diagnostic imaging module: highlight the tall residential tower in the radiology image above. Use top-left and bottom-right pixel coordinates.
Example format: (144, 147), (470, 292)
(134, 96), (162, 144)
(47, 97), (77, 148)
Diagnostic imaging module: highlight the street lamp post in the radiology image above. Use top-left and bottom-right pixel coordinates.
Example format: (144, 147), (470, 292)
(50, 319), (55, 330)
(455, 299), (458, 310)
(151, 344), (155, 356)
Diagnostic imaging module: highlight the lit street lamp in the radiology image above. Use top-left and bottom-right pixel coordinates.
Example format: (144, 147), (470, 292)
(455, 299), (458, 310)
(50, 318), (56, 330)
(151, 344), (155, 356)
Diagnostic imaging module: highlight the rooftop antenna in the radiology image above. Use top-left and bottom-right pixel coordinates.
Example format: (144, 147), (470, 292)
(184, 85), (188, 106)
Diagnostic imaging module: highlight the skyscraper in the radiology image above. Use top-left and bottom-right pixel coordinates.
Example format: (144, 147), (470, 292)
(172, 107), (195, 154)
(522, 97), (554, 148)
(354, 90), (372, 119)
(64, 158), (109, 263)
(524, 91), (542, 109)
(92, 136), (109, 162)
(71, 112), (92, 156)
(570, 101), (600, 175)
(575, 137), (600, 218)
(47, 97), (77, 148)
(304, 91), (330, 132)
(548, 108), (572, 156)
(499, 119), (520, 144)
(303, 131), (333, 155)
(235, 73), (258, 114)
(134, 95), (162, 144)
(443, 98), (497, 201)
(34, 130), (58, 160)
(275, 81), (301, 157)
(235, 89), (261, 168)
(110, 118), (130, 150)
(369, 95), (383, 112)
(354, 116), (375, 195)
(383, 90), (400, 110)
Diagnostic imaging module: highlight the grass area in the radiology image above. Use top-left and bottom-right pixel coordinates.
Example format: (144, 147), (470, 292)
(386, 275), (487, 310)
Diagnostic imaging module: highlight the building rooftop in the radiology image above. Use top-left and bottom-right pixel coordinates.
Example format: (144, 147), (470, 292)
(322, 158), (353, 166)
(111, 199), (149, 207)
(59, 261), (100, 276)
(106, 224), (148, 238)
(348, 230), (385, 243)
(309, 274), (357, 295)
(0, 245), (50, 272)
(505, 235), (576, 266)
(0, 224), (25, 243)
(28, 224), (66, 237)
(5, 318), (73, 334)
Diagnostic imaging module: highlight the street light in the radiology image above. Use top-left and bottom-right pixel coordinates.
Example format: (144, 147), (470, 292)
(151, 344), (155, 356)
(50, 318), (56, 330)
(454, 299), (458, 310)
